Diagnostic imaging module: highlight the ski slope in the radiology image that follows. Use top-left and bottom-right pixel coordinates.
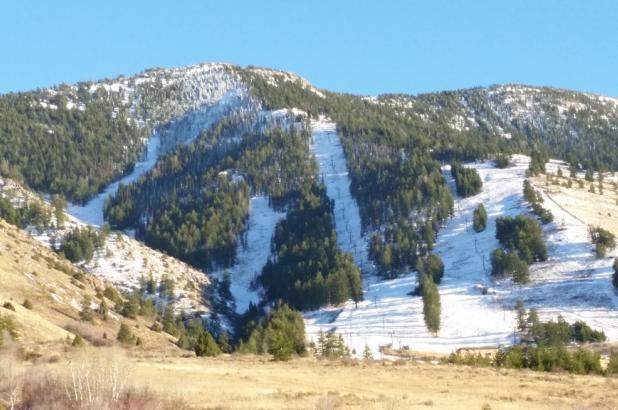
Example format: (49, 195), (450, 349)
(213, 196), (285, 314)
(67, 89), (249, 227)
(306, 155), (618, 357)
(67, 134), (161, 227)
(309, 117), (373, 274)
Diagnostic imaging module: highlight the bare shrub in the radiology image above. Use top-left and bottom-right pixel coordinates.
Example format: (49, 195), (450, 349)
(315, 393), (341, 410)
(0, 343), (26, 410)
(62, 348), (132, 406)
(63, 322), (113, 347)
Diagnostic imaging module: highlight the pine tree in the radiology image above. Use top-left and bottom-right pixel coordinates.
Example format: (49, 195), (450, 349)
(79, 296), (94, 322)
(472, 204), (487, 232)
(363, 344), (373, 360)
(515, 299), (526, 333)
(266, 328), (293, 361)
(526, 309), (544, 345)
(51, 194), (67, 227)
(425, 254), (445, 284)
(218, 330), (231, 353)
(117, 322), (135, 344)
(423, 222), (435, 251)
(121, 291), (141, 319)
(139, 298), (156, 318)
(161, 304), (178, 336)
(194, 331), (221, 357)
(420, 274), (441, 334)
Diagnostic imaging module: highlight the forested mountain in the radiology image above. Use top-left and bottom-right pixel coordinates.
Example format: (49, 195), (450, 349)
(104, 113), (317, 270)
(0, 64), (249, 202)
(3, 62), (618, 323)
(380, 85), (618, 170)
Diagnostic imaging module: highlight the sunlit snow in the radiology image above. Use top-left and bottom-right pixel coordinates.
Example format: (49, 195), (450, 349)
(306, 155), (618, 357)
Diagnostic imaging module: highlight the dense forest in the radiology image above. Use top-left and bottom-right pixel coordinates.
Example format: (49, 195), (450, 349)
(258, 183), (363, 310)
(243, 72), (455, 276)
(0, 87), (148, 203)
(104, 116), (317, 269)
(451, 162), (483, 197)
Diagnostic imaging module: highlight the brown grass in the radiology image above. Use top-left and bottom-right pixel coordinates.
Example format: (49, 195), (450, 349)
(532, 174), (618, 237)
(0, 219), (182, 357)
(124, 354), (618, 409)
(0, 346), (187, 410)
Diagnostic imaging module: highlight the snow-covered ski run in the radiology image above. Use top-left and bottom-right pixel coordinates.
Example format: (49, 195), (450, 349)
(306, 154), (618, 357)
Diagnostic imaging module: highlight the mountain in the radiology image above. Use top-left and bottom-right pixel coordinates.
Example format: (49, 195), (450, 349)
(1, 62), (618, 361)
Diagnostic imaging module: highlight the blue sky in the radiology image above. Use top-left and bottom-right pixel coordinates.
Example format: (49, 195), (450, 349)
(1, 0), (617, 96)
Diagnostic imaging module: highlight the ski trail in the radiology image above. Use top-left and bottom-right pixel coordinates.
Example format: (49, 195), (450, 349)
(214, 196), (285, 314)
(306, 154), (618, 357)
(309, 117), (372, 274)
(67, 89), (248, 227)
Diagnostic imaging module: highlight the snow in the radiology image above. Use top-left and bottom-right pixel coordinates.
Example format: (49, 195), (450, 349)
(68, 83), (253, 227)
(68, 134), (161, 227)
(306, 154), (618, 358)
(212, 196), (285, 314)
(508, 182), (618, 338)
(309, 117), (372, 274)
(0, 174), (210, 314)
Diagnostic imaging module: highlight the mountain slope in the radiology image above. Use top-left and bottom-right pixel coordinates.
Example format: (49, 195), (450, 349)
(2, 62), (618, 356)
(0, 219), (181, 354)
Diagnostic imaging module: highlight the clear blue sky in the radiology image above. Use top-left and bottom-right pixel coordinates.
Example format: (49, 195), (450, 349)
(1, 0), (617, 96)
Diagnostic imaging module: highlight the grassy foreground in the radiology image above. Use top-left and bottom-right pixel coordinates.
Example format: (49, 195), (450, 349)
(4, 347), (613, 410)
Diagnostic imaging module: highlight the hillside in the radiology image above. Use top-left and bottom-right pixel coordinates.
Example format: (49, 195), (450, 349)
(1, 62), (618, 366)
(0, 218), (181, 355)
(0, 175), (210, 315)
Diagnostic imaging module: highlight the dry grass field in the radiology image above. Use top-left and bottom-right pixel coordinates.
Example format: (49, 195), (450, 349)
(3, 349), (617, 410)
(531, 174), (618, 238)
(130, 355), (618, 409)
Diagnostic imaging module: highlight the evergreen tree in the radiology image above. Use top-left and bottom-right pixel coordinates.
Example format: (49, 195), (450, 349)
(515, 299), (526, 334)
(266, 328), (294, 361)
(240, 304), (305, 359)
(139, 298), (156, 318)
(79, 296), (94, 322)
(194, 331), (221, 357)
(51, 194), (67, 227)
(117, 322), (135, 344)
(121, 291), (141, 319)
(420, 274), (441, 334)
(491, 249), (530, 284)
(472, 204), (487, 232)
(495, 215), (547, 263)
(217, 330), (231, 353)
(363, 344), (373, 360)
(423, 222), (435, 251)
(161, 304), (178, 336)
(425, 254), (445, 285)
(589, 226), (616, 257)
(316, 331), (351, 358)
